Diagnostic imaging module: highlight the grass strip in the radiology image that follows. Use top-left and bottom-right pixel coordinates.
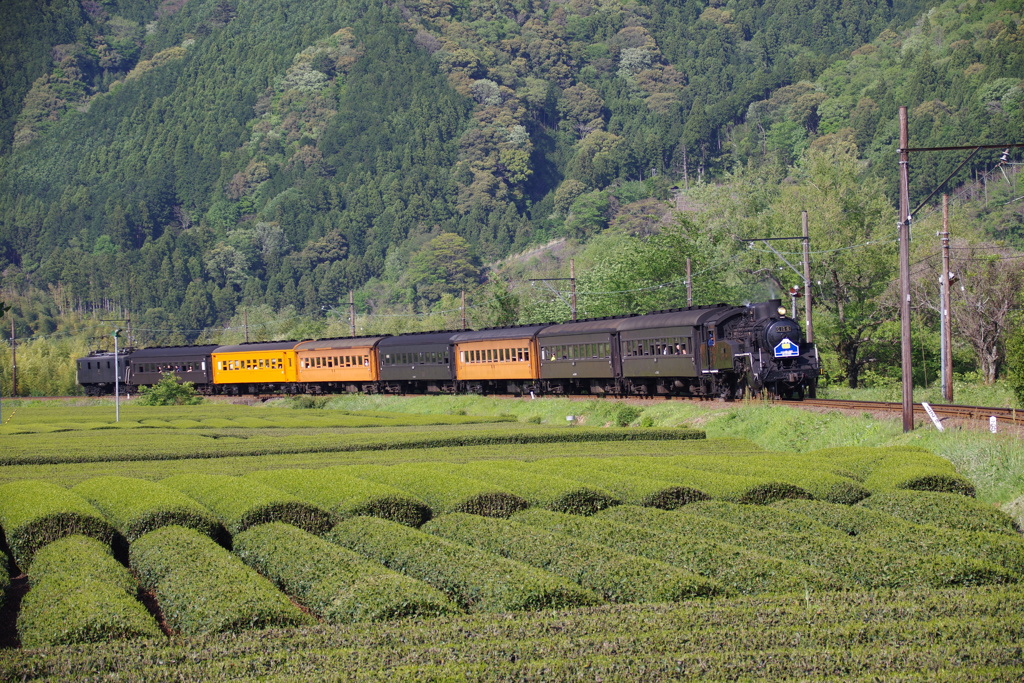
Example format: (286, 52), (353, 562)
(71, 476), (224, 542)
(160, 474), (332, 536)
(342, 463), (528, 518)
(513, 508), (840, 595)
(0, 480), (117, 571)
(130, 525), (313, 635)
(18, 535), (161, 647)
(245, 468), (432, 527)
(233, 522), (458, 622)
(422, 512), (723, 603)
(328, 516), (601, 612)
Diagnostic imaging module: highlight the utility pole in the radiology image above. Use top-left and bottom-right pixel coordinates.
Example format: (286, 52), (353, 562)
(113, 328), (121, 423)
(802, 211), (813, 343)
(10, 317), (17, 398)
(898, 106), (914, 433)
(940, 195), (954, 403)
(570, 259), (577, 322)
(686, 258), (692, 307)
(349, 291), (356, 337)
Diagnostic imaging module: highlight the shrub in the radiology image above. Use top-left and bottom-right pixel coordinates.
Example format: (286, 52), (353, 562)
(437, 461), (620, 515)
(422, 513), (722, 603)
(245, 468), (432, 527)
(683, 500), (847, 537)
(18, 536), (161, 647)
(130, 525), (312, 635)
(343, 464), (528, 518)
(0, 480), (117, 571)
(160, 474), (332, 536)
(328, 516), (601, 612)
(859, 491), (1019, 535)
(513, 509), (840, 596)
(862, 453), (975, 496)
(72, 476), (223, 542)
(233, 522), (457, 622)
(137, 372), (203, 406)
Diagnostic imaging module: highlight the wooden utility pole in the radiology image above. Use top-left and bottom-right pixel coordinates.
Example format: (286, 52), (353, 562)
(10, 318), (17, 397)
(349, 290), (356, 337)
(570, 259), (577, 322)
(940, 195), (954, 403)
(898, 107), (914, 432)
(686, 258), (692, 307)
(801, 211), (813, 343)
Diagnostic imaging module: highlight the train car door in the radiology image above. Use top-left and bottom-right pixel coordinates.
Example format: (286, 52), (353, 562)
(610, 332), (622, 378)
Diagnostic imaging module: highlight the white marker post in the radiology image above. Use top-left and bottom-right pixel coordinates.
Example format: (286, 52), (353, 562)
(921, 402), (944, 432)
(990, 416), (998, 434)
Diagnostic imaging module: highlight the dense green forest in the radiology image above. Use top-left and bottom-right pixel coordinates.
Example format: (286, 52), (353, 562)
(0, 0), (1021, 396)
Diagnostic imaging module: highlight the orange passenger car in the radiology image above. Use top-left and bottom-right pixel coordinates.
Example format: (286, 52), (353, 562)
(211, 341), (303, 391)
(294, 337), (385, 391)
(451, 326), (548, 394)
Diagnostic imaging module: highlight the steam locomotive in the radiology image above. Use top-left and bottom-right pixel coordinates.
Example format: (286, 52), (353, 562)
(76, 299), (818, 400)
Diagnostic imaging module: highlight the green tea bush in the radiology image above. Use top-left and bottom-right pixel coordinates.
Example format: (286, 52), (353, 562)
(130, 525), (312, 635)
(137, 373), (203, 406)
(0, 480), (117, 570)
(436, 461), (620, 515)
(598, 505), (1017, 590)
(862, 452), (975, 496)
(524, 460), (710, 509)
(72, 476), (223, 542)
(245, 468), (432, 527)
(659, 454), (871, 504)
(859, 491), (1019, 535)
(343, 464), (528, 518)
(551, 457), (813, 505)
(422, 513), (723, 603)
(514, 509), (840, 595)
(18, 535), (161, 647)
(160, 474), (332, 536)
(683, 500), (848, 537)
(328, 516), (601, 612)
(233, 522), (457, 623)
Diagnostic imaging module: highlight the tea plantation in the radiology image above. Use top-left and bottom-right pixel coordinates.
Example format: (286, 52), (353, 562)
(0, 400), (1022, 680)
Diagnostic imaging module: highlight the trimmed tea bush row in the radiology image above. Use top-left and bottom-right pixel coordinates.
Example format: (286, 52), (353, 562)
(343, 464), (528, 518)
(130, 525), (312, 635)
(422, 513), (723, 603)
(431, 461), (621, 515)
(0, 480), (116, 570)
(598, 505), (1018, 589)
(245, 468), (432, 527)
(524, 460), (710, 509)
(18, 536), (161, 647)
(161, 474), (332, 536)
(513, 509), (841, 595)
(656, 454), (871, 504)
(683, 499), (849, 537)
(859, 490), (1017, 534)
(329, 516), (601, 612)
(535, 457), (812, 505)
(233, 522), (457, 622)
(774, 499), (1024, 575)
(0, 427), (704, 466)
(2, 584), (1023, 680)
(72, 476), (223, 542)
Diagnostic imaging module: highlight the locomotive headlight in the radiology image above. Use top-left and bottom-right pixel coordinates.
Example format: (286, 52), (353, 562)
(777, 306), (786, 316)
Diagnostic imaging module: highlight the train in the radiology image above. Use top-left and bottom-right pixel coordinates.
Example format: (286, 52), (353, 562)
(76, 299), (819, 400)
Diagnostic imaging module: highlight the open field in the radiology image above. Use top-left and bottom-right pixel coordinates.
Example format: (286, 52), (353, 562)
(1, 397), (1022, 680)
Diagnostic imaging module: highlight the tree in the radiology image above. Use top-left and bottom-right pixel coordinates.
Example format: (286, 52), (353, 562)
(137, 372), (203, 405)
(1006, 313), (1024, 408)
(405, 232), (482, 303)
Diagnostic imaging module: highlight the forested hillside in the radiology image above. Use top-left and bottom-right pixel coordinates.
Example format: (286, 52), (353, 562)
(0, 0), (1022, 395)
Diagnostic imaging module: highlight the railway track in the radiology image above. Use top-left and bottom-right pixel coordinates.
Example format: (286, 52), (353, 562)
(798, 398), (1024, 427)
